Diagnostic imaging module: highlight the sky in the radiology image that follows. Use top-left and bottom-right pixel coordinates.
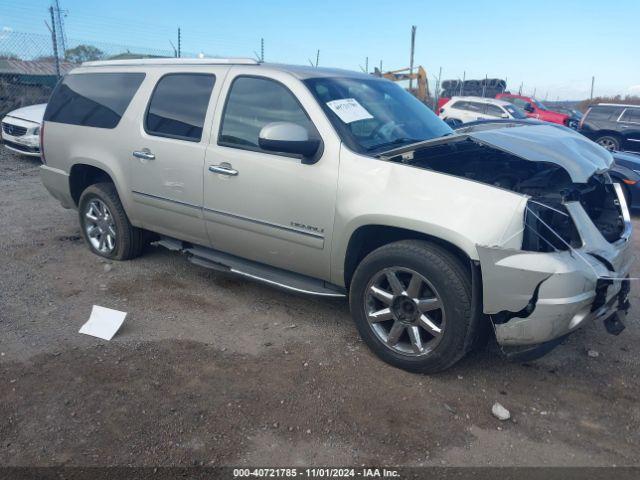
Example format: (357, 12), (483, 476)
(3, 0), (639, 100)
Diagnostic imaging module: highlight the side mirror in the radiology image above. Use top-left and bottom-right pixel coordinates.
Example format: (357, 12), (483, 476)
(524, 103), (535, 113)
(258, 122), (320, 162)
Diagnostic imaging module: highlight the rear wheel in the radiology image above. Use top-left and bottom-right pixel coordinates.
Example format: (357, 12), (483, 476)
(78, 182), (144, 260)
(595, 135), (620, 151)
(349, 240), (475, 373)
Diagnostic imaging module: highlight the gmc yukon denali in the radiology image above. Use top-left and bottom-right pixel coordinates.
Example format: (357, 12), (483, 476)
(40, 58), (633, 373)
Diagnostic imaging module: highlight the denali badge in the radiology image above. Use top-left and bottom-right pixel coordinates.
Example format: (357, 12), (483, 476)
(291, 221), (324, 234)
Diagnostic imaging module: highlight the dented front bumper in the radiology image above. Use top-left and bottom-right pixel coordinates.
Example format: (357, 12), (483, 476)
(478, 185), (634, 347)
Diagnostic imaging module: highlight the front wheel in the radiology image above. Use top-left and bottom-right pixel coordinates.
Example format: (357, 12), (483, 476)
(595, 135), (620, 151)
(78, 182), (144, 260)
(349, 240), (476, 373)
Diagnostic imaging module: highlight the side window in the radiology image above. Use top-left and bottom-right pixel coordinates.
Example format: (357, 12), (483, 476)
(219, 76), (317, 152)
(451, 101), (469, 111)
(467, 102), (484, 113)
(485, 104), (504, 117)
(620, 108), (640, 124)
(44, 72), (145, 129)
(145, 73), (215, 142)
(588, 106), (620, 121)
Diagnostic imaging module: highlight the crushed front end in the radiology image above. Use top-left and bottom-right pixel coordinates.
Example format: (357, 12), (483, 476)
(479, 180), (633, 348)
(380, 124), (634, 350)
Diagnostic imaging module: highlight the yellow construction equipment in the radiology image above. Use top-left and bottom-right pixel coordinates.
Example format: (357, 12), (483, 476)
(373, 66), (430, 102)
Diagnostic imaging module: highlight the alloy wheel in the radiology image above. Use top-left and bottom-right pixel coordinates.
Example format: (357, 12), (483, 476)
(84, 199), (117, 254)
(364, 267), (446, 357)
(597, 138), (617, 151)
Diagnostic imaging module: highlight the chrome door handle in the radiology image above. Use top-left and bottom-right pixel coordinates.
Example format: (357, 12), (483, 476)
(209, 163), (238, 176)
(133, 149), (155, 160)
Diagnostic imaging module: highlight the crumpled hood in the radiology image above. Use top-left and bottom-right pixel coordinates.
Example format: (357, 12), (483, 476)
(4, 103), (47, 124)
(467, 124), (613, 183)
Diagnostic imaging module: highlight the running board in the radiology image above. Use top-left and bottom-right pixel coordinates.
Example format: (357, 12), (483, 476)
(154, 237), (347, 298)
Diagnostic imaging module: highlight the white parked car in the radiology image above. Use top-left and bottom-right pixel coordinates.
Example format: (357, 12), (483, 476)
(439, 96), (528, 124)
(1, 103), (47, 157)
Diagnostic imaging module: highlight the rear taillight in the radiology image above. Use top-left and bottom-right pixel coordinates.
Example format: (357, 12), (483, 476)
(39, 122), (46, 164)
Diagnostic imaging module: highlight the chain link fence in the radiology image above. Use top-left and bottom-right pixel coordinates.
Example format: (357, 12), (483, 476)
(0, 30), (201, 117)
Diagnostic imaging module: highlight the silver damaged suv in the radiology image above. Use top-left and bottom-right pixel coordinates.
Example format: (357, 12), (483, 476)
(40, 58), (633, 372)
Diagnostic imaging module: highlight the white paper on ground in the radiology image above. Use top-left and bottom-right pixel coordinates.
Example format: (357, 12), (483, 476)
(326, 98), (373, 123)
(79, 305), (127, 340)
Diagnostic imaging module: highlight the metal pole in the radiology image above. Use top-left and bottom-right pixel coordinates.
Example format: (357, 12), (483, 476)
(261, 38), (264, 62)
(178, 28), (181, 58)
(481, 74), (487, 97)
(460, 71), (465, 96)
(433, 66), (441, 111)
(379, 60), (383, 73)
(315, 49), (319, 67)
(49, 7), (60, 77)
(365, 57), (368, 74)
(503, 76), (507, 93)
(409, 25), (416, 91)
(590, 76), (595, 100)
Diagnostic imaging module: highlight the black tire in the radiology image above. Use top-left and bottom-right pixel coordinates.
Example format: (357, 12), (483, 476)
(595, 135), (620, 151)
(78, 182), (144, 261)
(349, 240), (475, 373)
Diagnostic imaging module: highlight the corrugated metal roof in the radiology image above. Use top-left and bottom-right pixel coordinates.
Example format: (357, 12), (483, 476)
(0, 58), (75, 76)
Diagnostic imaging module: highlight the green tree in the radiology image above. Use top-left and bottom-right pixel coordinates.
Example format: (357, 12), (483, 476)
(65, 44), (104, 63)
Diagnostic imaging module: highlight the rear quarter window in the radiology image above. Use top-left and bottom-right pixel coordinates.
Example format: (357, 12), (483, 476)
(44, 72), (145, 129)
(145, 73), (216, 142)
(586, 106), (623, 121)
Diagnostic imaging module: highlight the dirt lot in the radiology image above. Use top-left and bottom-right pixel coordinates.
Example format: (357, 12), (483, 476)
(1, 149), (639, 467)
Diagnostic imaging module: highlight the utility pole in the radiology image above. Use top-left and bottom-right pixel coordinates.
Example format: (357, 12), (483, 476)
(503, 76), (507, 93)
(365, 56), (368, 73)
(481, 74), (487, 98)
(519, 82), (523, 95)
(315, 49), (319, 67)
(49, 6), (60, 77)
(52, 0), (67, 56)
(433, 66), (442, 111)
(460, 71), (465, 95)
(261, 37), (264, 62)
(379, 60), (383, 73)
(177, 27), (181, 58)
(590, 76), (595, 100)
(409, 25), (416, 90)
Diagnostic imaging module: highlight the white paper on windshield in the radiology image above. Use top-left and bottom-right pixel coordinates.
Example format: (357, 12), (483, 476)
(326, 98), (373, 124)
(79, 305), (127, 340)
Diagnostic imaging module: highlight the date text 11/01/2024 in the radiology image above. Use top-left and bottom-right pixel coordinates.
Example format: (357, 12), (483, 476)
(232, 468), (400, 477)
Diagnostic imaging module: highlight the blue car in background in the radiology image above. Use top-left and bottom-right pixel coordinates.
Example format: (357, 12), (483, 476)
(452, 118), (640, 212)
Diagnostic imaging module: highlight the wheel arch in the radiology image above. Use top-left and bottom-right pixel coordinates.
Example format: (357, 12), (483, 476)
(594, 130), (623, 141)
(69, 163), (115, 206)
(342, 224), (473, 289)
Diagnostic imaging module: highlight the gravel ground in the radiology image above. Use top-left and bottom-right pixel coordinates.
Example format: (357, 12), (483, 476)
(1, 148), (639, 467)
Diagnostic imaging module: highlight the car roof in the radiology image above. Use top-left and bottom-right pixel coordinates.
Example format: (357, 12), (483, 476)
(594, 103), (640, 109)
(448, 96), (511, 106)
(79, 57), (373, 80)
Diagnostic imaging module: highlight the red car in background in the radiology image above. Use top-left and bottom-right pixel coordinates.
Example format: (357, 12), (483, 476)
(495, 93), (576, 128)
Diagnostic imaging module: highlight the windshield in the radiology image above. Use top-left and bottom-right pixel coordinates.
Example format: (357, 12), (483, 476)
(532, 98), (548, 110)
(504, 104), (528, 119)
(304, 77), (452, 154)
